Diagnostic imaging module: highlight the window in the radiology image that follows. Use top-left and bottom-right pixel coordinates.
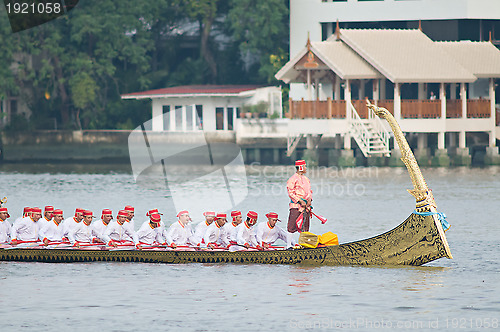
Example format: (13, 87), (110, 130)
(196, 105), (203, 129)
(216, 107), (224, 130)
(227, 107), (234, 130)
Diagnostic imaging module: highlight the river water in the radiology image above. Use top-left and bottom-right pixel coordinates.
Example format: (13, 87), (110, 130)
(0, 164), (499, 331)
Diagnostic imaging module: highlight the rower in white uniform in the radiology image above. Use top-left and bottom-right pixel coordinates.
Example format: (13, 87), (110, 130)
(236, 211), (258, 249)
(103, 210), (141, 249)
(225, 210), (243, 244)
(68, 210), (97, 247)
(92, 209), (113, 244)
(256, 212), (293, 249)
(137, 213), (164, 245)
(38, 209), (65, 245)
(61, 208), (84, 240)
(192, 211), (215, 246)
(38, 206), (54, 229)
(165, 210), (194, 249)
(10, 207), (43, 245)
(0, 207), (12, 243)
(204, 213), (230, 249)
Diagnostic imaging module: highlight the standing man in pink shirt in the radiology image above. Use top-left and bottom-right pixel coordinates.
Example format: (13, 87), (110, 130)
(286, 160), (313, 237)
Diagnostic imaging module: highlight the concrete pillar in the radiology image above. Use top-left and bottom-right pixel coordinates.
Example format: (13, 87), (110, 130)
(182, 105), (187, 132)
(459, 131), (466, 148)
(380, 78), (386, 100)
(345, 79), (351, 118)
(372, 79), (379, 104)
(388, 148), (404, 167)
(440, 82), (446, 119)
(394, 83), (401, 120)
(489, 78), (496, 147)
(484, 147), (500, 165)
(315, 77), (320, 100)
(437, 132), (445, 150)
(334, 76), (341, 101)
(152, 100), (164, 132)
(461, 83), (467, 119)
(415, 133), (430, 166)
(338, 149), (356, 167)
(343, 134), (351, 150)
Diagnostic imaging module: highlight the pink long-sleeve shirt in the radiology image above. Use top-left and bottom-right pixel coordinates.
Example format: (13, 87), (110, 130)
(286, 173), (313, 209)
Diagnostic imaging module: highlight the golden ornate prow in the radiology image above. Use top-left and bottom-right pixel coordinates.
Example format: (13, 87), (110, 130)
(0, 197), (6, 208)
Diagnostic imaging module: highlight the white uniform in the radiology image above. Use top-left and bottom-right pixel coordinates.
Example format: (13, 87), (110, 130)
(136, 221), (165, 245)
(191, 220), (211, 245)
(102, 220), (139, 245)
(68, 222), (95, 244)
(203, 222), (230, 247)
(61, 217), (81, 238)
(91, 219), (109, 242)
(10, 217), (40, 241)
(256, 222), (289, 246)
(0, 219), (11, 243)
(236, 222), (258, 247)
(223, 222), (240, 243)
(38, 220), (64, 242)
(38, 216), (52, 230)
(165, 221), (194, 246)
(123, 219), (135, 241)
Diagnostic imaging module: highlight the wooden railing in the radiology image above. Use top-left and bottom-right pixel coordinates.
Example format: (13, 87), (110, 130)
(287, 99), (492, 120)
(401, 100), (441, 118)
(446, 100), (462, 118)
(288, 98), (345, 119)
(467, 99), (490, 118)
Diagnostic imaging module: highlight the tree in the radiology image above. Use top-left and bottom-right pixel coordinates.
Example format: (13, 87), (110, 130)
(227, 0), (289, 83)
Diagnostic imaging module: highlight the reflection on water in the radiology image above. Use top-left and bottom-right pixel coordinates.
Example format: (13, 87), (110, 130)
(0, 164), (499, 330)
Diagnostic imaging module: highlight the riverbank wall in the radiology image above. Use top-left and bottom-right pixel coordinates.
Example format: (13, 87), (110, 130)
(1, 130), (499, 166)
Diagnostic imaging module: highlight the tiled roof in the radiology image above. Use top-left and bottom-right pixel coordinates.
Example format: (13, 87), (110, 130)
(339, 28), (476, 83)
(122, 85), (265, 98)
(438, 41), (500, 78)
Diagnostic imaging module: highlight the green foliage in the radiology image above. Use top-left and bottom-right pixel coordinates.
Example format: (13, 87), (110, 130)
(0, 0), (289, 130)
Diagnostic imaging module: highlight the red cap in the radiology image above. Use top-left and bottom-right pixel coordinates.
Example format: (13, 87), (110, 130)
(44, 206), (54, 212)
(0, 207), (10, 218)
(75, 208), (85, 215)
(146, 209), (163, 216)
(32, 207), (42, 214)
(216, 213), (227, 219)
(203, 211), (216, 217)
(295, 160), (306, 166)
(247, 211), (258, 219)
(83, 210), (94, 217)
(124, 205), (134, 212)
(150, 213), (161, 222)
(231, 211), (241, 217)
(266, 212), (279, 219)
(53, 209), (63, 216)
(117, 210), (128, 217)
(177, 210), (189, 218)
(23, 207), (31, 214)
(102, 209), (112, 215)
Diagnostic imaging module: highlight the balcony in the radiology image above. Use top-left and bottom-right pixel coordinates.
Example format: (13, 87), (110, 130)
(286, 99), (492, 120)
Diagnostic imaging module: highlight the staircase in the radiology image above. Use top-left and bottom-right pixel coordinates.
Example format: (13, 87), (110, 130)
(349, 102), (391, 157)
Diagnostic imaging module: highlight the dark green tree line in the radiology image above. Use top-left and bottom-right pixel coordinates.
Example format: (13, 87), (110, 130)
(0, 0), (289, 130)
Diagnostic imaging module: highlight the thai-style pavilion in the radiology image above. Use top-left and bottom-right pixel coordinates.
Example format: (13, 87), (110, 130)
(275, 25), (500, 166)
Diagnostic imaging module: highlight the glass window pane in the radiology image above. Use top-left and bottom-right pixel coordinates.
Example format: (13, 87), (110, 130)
(186, 105), (193, 131)
(216, 107), (224, 130)
(227, 107), (234, 130)
(196, 105), (203, 130)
